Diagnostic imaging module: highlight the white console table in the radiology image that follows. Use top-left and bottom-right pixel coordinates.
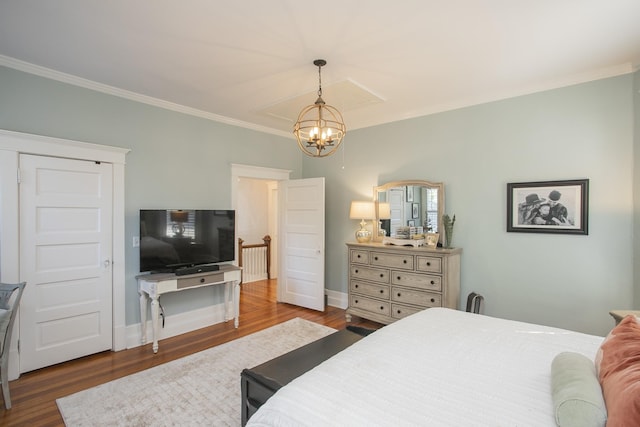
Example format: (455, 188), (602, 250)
(137, 265), (242, 353)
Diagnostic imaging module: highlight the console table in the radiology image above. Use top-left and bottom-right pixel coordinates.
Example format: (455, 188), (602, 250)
(137, 265), (242, 353)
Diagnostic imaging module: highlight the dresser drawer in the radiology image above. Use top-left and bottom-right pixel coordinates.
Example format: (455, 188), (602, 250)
(391, 287), (442, 307)
(391, 304), (424, 320)
(391, 271), (442, 291)
(351, 280), (389, 299)
(370, 252), (414, 270)
(350, 265), (389, 284)
(350, 249), (370, 264)
(416, 256), (442, 273)
(350, 295), (390, 316)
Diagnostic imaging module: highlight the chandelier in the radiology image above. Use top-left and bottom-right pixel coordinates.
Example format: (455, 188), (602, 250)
(293, 59), (346, 158)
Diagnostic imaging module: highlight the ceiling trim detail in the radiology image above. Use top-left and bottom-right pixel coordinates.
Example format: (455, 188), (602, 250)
(0, 55), (293, 139)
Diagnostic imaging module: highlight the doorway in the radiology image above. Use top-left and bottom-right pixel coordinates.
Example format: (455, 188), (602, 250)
(231, 164), (291, 287)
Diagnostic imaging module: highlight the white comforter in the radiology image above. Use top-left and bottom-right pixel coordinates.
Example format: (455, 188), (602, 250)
(247, 308), (603, 427)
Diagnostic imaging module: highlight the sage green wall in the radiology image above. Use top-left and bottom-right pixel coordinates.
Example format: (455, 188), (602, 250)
(0, 65), (302, 325)
(1, 64), (636, 337)
(305, 74), (636, 337)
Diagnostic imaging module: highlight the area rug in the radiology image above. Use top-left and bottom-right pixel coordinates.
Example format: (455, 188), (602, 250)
(56, 318), (336, 426)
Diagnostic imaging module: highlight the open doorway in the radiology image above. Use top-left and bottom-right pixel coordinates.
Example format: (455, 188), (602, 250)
(236, 177), (277, 281)
(231, 164), (291, 287)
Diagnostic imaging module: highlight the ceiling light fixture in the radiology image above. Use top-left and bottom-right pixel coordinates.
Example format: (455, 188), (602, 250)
(293, 59), (346, 158)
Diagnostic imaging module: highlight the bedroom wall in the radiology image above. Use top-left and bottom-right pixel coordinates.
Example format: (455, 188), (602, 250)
(0, 65), (301, 327)
(0, 64), (635, 338)
(305, 74), (636, 337)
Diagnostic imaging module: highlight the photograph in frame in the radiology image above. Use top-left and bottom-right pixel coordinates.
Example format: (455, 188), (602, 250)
(412, 203), (419, 218)
(406, 186), (414, 202)
(506, 179), (589, 235)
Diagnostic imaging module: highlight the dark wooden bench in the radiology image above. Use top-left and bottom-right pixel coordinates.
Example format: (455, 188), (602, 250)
(240, 328), (363, 425)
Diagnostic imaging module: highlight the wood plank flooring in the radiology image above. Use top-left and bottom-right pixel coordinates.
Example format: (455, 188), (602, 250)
(0, 280), (381, 426)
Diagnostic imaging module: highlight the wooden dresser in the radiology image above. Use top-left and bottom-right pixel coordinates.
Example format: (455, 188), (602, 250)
(346, 242), (462, 324)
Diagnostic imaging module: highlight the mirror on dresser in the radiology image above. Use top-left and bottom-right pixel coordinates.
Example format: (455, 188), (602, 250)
(373, 180), (444, 242)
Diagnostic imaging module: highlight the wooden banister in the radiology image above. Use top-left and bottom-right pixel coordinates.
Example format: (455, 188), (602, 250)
(238, 235), (271, 283)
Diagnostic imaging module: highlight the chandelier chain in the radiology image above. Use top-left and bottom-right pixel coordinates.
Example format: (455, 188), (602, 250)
(317, 63), (322, 98)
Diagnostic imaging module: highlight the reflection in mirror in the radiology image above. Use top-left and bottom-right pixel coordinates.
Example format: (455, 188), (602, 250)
(373, 180), (445, 242)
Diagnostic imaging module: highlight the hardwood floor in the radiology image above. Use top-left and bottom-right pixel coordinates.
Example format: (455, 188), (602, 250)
(1, 280), (381, 426)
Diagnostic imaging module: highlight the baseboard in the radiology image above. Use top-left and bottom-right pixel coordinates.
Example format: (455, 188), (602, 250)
(126, 301), (230, 349)
(325, 289), (348, 309)
(126, 292), (349, 349)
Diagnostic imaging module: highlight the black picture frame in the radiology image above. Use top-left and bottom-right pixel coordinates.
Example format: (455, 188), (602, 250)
(506, 179), (589, 235)
(412, 203), (419, 218)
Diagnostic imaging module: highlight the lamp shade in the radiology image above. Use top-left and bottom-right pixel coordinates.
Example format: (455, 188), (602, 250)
(349, 201), (375, 220)
(377, 202), (391, 220)
(170, 210), (189, 222)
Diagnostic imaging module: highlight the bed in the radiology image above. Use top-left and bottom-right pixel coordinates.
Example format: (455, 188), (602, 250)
(246, 308), (639, 427)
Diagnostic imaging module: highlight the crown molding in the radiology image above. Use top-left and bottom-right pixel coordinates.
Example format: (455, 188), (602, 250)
(0, 55), (292, 139)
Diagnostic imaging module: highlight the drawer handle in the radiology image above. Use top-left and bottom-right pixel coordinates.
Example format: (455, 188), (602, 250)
(403, 259), (407, 264)
(397, 276), (401, 280)
(430, 280), (435, 285)
(374, 256), (378, 260)
(431, 298), (435, 303)
(397, 292), (401, 297)
(426, 262), (431, 266)
(357, 254), (361, 258)
(355, 299), (359, 304)
(200, 278), (206, 283)
(380, 274), (384, 278)
(397, 309), (402, 314)
(379, 289), (384, 294)
(379, 306), (384, 311)
(355, 269), (359, 273)
(355, 284), (359, 289)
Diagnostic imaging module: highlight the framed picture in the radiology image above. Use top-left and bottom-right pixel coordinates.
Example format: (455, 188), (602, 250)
(507, 179), (589, 235)
(412, 203), (419, 218)
(406, 186), (414, 202)
(425, 233), (439, 248)
(407, 220), (415, 227)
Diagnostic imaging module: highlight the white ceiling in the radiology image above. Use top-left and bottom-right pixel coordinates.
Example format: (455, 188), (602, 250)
(1, 1), (639, 138)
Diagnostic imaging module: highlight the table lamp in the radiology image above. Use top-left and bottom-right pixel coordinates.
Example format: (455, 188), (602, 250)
(349, 201), (375, 243)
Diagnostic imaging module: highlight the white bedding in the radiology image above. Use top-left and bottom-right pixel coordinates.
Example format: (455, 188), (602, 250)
(247, 308), (604, 427)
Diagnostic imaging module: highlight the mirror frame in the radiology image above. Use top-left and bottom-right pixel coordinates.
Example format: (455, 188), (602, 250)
(373, 179), (445, 242)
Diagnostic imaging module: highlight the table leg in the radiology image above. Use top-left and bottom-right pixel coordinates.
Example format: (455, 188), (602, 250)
(139, 290), (148, 345)
(233, 280), (240, 328)
(224, 281), (230, 322)
(150, 296), (160, 353)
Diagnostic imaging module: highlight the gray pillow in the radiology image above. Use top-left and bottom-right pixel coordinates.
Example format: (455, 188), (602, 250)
(551, 352), (607, 427)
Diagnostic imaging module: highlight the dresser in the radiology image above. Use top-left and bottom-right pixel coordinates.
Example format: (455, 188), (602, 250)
(346, 242), (461, 324)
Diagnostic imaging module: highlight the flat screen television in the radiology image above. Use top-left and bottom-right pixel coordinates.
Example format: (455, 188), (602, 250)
(139, 209), (235, 273)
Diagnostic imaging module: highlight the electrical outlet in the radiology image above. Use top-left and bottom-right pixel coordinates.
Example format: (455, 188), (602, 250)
(133, 236), (140, 247)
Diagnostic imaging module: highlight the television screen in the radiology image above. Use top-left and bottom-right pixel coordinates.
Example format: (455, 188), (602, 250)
(139, 209), (235, 273)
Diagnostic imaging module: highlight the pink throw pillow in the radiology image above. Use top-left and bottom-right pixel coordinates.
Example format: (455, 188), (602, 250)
(598, 315), (640, 427)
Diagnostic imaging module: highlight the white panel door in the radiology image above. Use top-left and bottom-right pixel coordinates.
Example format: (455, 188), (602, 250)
(20, 154), (113, 373)
(389, 188), (404, 236)
(278, 178), (325, 311)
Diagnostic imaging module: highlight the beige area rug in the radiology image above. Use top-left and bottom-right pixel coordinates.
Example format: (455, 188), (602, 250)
(56, 318), (336, 426)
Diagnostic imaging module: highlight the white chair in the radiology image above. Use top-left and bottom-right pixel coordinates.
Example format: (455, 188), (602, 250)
(0, 282), (26, 410)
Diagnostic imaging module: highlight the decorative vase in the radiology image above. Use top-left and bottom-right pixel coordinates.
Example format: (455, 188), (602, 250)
(442, 214), (456, 248)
